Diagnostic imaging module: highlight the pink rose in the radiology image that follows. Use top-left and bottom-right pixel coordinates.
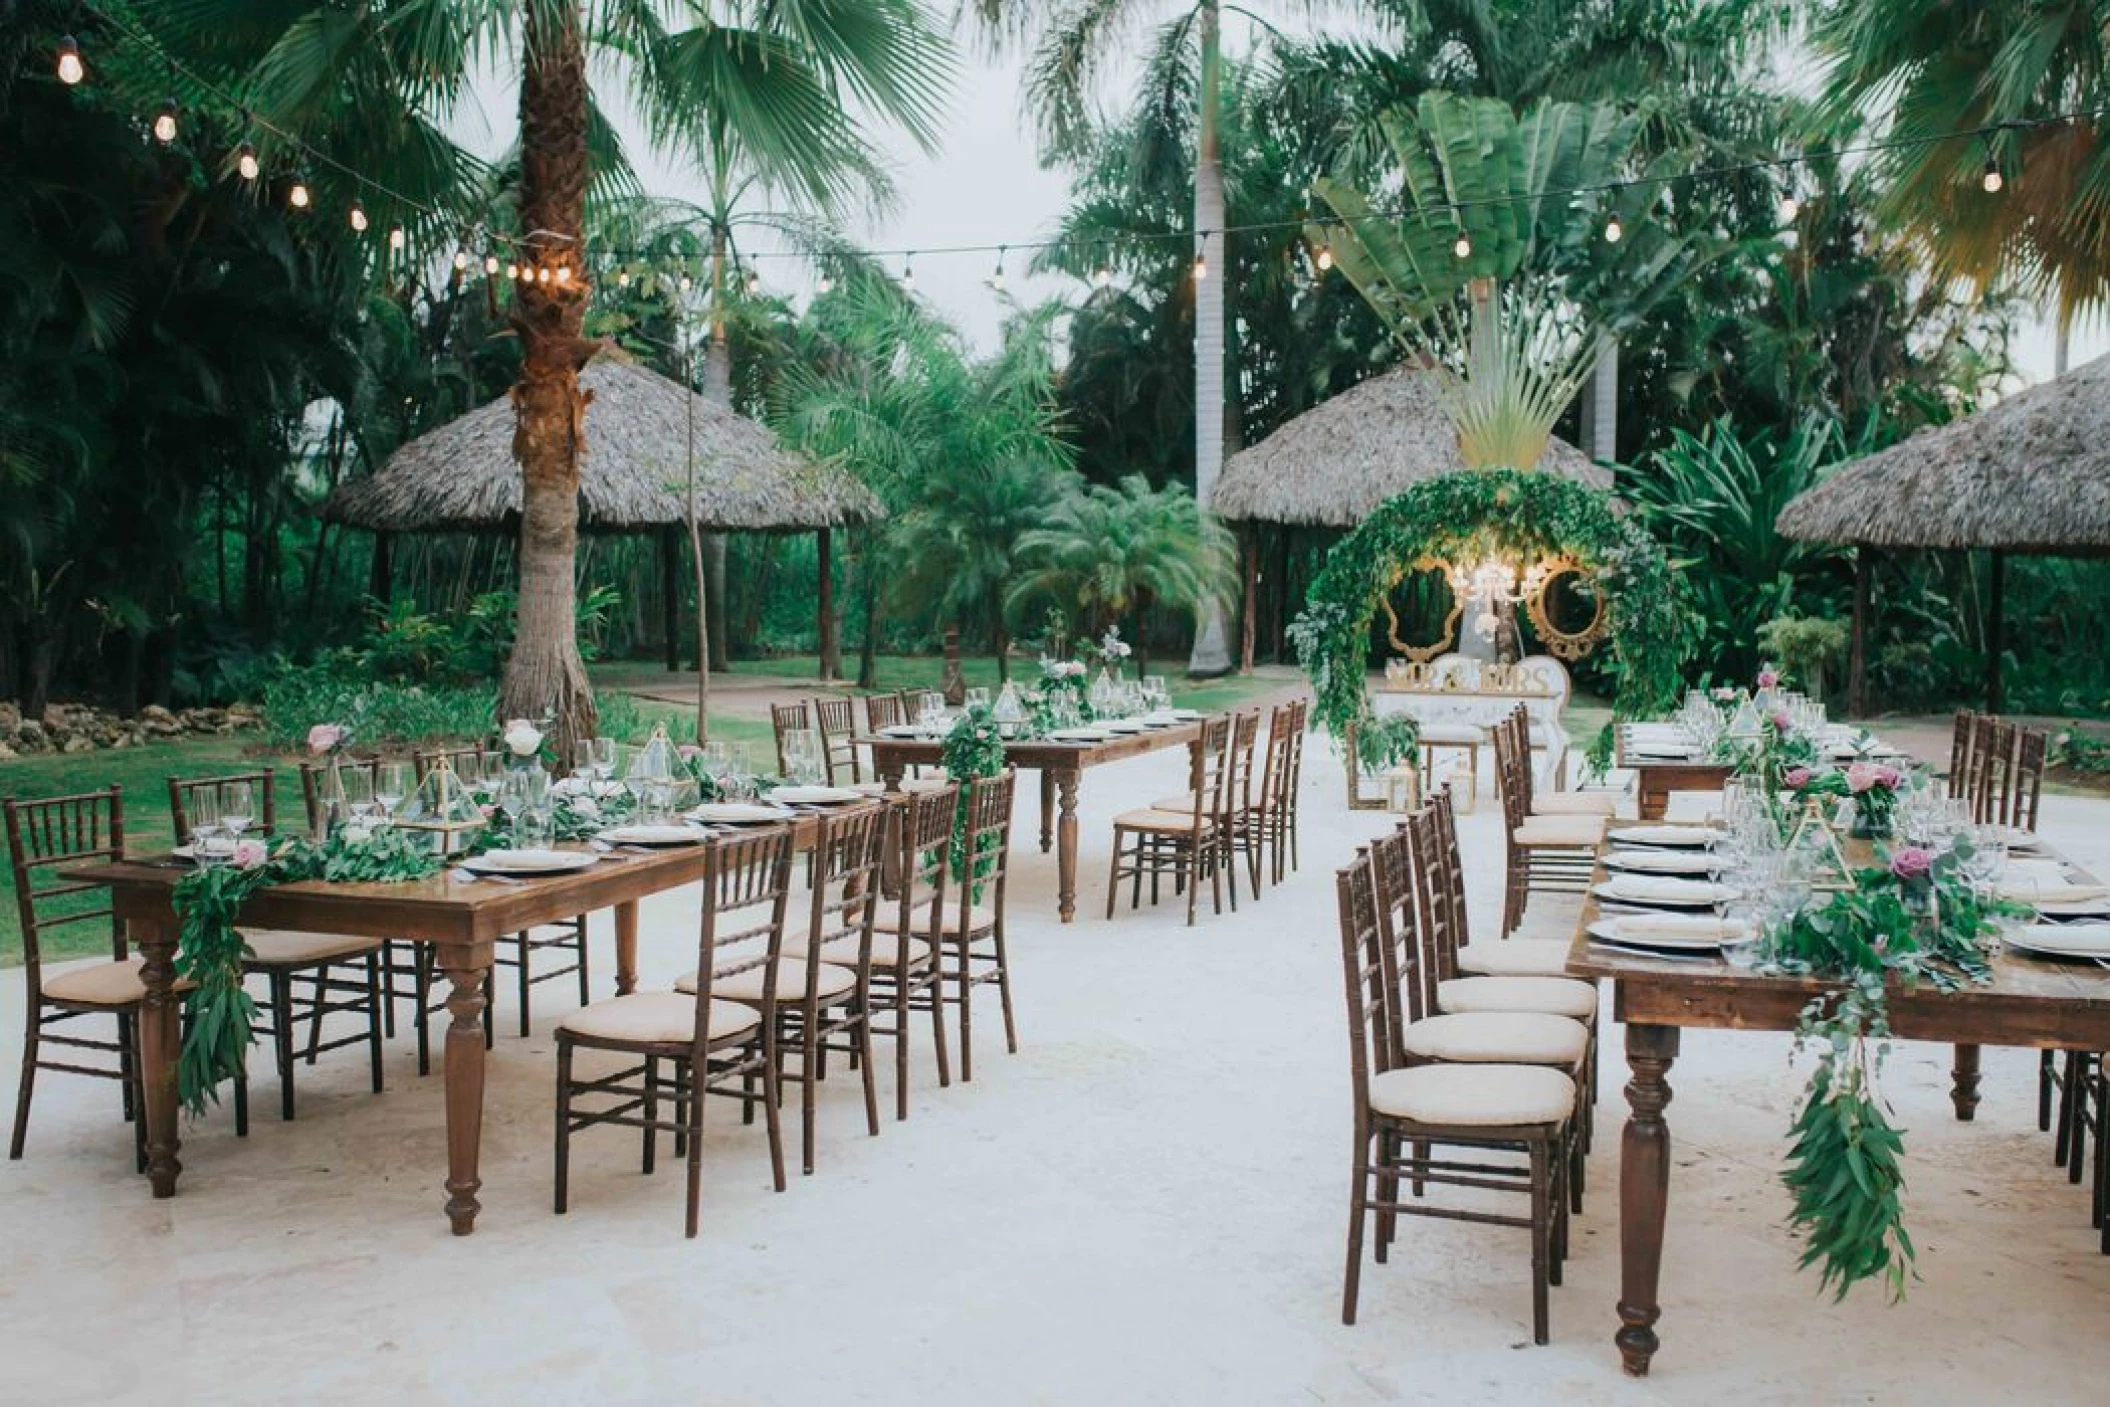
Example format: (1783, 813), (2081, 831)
(1848, 759), (1898, 793)
(306, 723), (346, 755)
(231, 839), (268, 870)
(1757, 669), (1779, 689)
(1889, 846), (1933, 881)
(478, 803), (495, 818)
(1877, 765), (1904, 789)
(1782, 766), (1814, 789)
(677, 743), (704, 760)
(1770, 709), (1793, 732)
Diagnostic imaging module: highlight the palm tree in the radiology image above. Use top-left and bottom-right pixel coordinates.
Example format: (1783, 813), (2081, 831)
(1009, 474), (1235, 672)
(890, 458), (1062, 678)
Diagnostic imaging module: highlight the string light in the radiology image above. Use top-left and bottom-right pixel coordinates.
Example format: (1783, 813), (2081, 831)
(744, 265), (760, 294)
(816, 268), (833, 294)
(56, 35), (84, 86)
(1315, 241), (1334, 272)
(538, 266), (552, 284)
(1982, 153), (2004, 193)
(1604, 211), (1624, 243)
(1779, 189), (1800, 222)
(988, 246), (1006, 292)
(1093, 262), (1111, 288)
(483, 254), (499, 276)
(348, 200), (369, 233)
(235, 141), (259, 182)
(678, 271), (692, 293)
(388, 225), (406, 251)
(1453, 229), (1473, 259)
(152, 99), (178, 144)
(554, 264), (571, 285)
(505, 261), (519, 280)
(1193, 233), (1209, 282)
(900, 254), (915, 292)
(287, 173), (311, 210)
(452, 250), (469, 271)
(616, 267), (630, 288)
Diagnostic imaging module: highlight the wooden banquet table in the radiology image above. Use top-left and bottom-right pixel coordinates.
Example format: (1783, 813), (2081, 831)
(866, 719), (1208, 924)
(1565, 834), (2110, 1376)
(76, 820), (829, 1236)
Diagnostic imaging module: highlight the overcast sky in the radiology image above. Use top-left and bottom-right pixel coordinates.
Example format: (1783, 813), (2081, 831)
(456, 12), (2096, 388)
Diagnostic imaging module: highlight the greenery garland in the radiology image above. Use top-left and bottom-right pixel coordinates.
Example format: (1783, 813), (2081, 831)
(1289, 469), (1695, 765)
(941, 703), (1011, 889)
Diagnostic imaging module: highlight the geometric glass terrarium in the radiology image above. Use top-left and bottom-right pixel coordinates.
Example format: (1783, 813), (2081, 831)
(624, 724), (680, 788)
(397, 756), (488, 857)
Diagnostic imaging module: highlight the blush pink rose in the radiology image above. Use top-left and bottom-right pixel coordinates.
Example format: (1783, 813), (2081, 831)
(1889, 846), (1933, 881)
(306, 723), (346, 755)
(1771, 709), (1793, 732)
(1846, 761), (1886, 793)
(231, 839), (268, 870)
(1757, 668), (1779, 689)
(1782, 766), (1814, 789)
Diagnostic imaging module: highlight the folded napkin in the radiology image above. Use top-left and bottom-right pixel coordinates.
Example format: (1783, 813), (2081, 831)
(2001, 879), (2110, 904)
(1613, 913), (1740, 940)
(1608, 848), (1718, 874)
(1609, 825), (1724, 847)
(2014, 922), (2110, 957)
(1599, 874), (1724, 902)
(2005, 858), (2074, 884)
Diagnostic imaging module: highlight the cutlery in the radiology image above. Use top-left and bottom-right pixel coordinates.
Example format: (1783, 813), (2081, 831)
(1588, 940), (1718, 962)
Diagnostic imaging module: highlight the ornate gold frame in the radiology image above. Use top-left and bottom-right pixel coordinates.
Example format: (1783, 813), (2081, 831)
(1378, 555), (1462, 663)
(1522, 554), (1609, 661)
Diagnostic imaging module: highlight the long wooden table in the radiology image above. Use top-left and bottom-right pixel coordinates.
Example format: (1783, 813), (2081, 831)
(866, 720), (1206, 923)
(1565, 837), (2110, 1376)
(77, 839), (801, 1235)
(1613, 730), (1731, 821)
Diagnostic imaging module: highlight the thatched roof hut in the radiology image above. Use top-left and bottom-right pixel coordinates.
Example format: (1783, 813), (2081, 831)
(1774, 352), (2110, 712)
(1212, 365), (1607, 528)
(322, 355), (881, 534)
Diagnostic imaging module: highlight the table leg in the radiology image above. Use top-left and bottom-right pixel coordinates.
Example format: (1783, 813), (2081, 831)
(1639, 777), (1669, 822)
(615, 900), (639, 997)
(1617, 1021), (1680, 1377)
(1056, 772), (1080, 925)
(132, 917), (182, 1199)
(440, 946), (493, 1235)
(878, 757), (905, 791)
(1039, 770), (1055, 854)
(1949, 1044), (1982, 1121)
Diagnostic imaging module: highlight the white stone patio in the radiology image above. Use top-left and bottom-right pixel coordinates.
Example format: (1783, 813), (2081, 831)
(5, 741), (2110, 1404)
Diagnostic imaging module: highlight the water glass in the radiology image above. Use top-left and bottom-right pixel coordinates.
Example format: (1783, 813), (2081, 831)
(219, 780), (255, 838)
(376, 761), (412, 819)
(964, 687), (992, 712)
(589, 737), (619, 783)
(191, 821), (235, 867)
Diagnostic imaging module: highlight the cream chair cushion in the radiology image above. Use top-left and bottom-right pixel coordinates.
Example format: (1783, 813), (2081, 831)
(678, 958), (855, 1005)
(1114, 808), (1213, 835)
(1367, 1062), (1575, 1126)
(871, 899), (998, 936)
(1456, 938), (1574, 978)
(1512, 815), (1606, 847)
(42, 956), (193, 1007)
(1418, 722), (1485, 747)
(784, 927), (932, 970)
(241, 929), (387, 967)
(1438, 975), (1599, 1020)
(1531, 792), (1620, 818)
(1399, 1012), (1589, 1065)
(559, 992), (759, 1045)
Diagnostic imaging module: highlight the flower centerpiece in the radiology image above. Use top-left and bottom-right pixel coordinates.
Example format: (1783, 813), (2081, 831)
(501, 717), (547, 768)
(306, 721), (355, 839)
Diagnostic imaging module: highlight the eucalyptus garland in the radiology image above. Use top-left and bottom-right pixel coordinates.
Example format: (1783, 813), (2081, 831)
(1289, 469), (1695, 764)
(940, 703), (1010, 888)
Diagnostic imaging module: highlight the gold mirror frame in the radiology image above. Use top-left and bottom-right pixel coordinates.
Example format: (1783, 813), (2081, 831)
(1378, 555), (1463, 663)
(1523, 555), (1609, 660)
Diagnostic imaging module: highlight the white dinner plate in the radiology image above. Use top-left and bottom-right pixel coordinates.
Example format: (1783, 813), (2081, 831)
(598, 824), (709, 847)
(2004, 923), (2110, 960)
(1607, 825), (1724, 849)
(1602, 848), (1723, 876)
(1046, 727), (1113, 742)
(880, 724), (930, 738)
(1587, 914), (1744, 951)
(766, 785), (865, 806)
(1593, 875), (1736, 908)
(458, 849), (598, 877)
(1629, 743), (1697, 759)
(1167, 709), (1202, 721)
(1103, 720), (1149, 734)
(688, 802), (797, 825)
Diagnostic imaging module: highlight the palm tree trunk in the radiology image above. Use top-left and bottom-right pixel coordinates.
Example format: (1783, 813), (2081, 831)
(501, 0), (600, 759)
(1186, 0), (1233, 679)
(701, 224), (733, 674)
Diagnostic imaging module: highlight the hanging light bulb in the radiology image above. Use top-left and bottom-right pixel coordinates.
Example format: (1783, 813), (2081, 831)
(536, 266), (551, 284)
(388, 225), (406, 252)
(989, 246), (1007, 292)
(1093, 263), (1111, 288)
(1604, 211), (1624, 243)
(505, 261), (520, 281)
(152, 99), (178, 145)
(1193, 246), (1208, 282)
(899, 254), (915, 292)
(1453, 230), (1473, 260)
(56, 35), (84, 86)
(816, 269), (833, 294)
(744, 265), (760, 294)
(1778, 189), (1800, 223)
(1315, 241), (1334, 273)
(483, 253), (500, 276)
(616, 267), (631, 288)
(236, 142), (260, 183)
(453, 250), (470, 272)
(678, 270), (693, 293)
(348, 200), (369, 233)
(1981, 153), (2004, 193)
(554, 264), (571, 285)
(287, 173), (312, 210)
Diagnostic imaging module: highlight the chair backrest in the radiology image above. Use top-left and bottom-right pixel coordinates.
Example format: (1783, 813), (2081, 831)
(1177, 714), (1235, 833)
(1948, 709), (1979, 793)
(2008, 726), (2047, 832)
(864, 693), (904, 733)
(415, 744), (486, 783)
(1335, 854), (1399, 1115)
(5, 786), (127, 985)
(168, 768), (279, 840)
(687, 826), (795, 1047)
(888, 783), (961, 952)
(812, 696), (862, 785)
(1364, 825), (1426, 1032)
(797, 803), (888, 1003)
(948, 769), (1017, 933)
(1968, 715), (2012, 825)
(1427, 787), (1472, 951)
(1405, 803), (1466, 988)
(300, 758), (379, 835)
(1256, 702), (1297, 816)
(1224, 709), (1263, 818)
(770, 700), (813, 777)
(1491, 706), (1531, 829)
(1283, 698), (1309, 818)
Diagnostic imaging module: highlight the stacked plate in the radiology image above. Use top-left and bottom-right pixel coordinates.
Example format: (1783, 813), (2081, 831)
(688, 802), (796, 825)
(1103, 720), (1150, 734)
(766, 785), (866, 806)
(1592, 874), (1736, 909)
(458, 849), (597, 877)
(1603, 848), (1722, 877)
(2004, 922), (2110, 962)
(598, 824), (708, 847)
(1587, 912), (1746, 954)
(1046, 726), (1113, 742)
(1607, 824), (1723, 849)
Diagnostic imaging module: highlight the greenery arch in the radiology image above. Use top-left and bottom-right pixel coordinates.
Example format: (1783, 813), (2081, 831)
(1291, 469), (1695, 749)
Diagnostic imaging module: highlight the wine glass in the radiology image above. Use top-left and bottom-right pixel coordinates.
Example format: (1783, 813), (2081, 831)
(191, 820), (234, 867)
(376, 760), (412, 820)
(218, 780), (254, 840)
(590, 737), (619, 784)
(341, 768), (378, 826)
(964, 686), (991, 712)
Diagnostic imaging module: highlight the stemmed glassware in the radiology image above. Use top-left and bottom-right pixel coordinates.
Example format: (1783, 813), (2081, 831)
(590, 738), (619, 785)
(376, 761), (412, 823)
(963, 687), (992, 712)
(218, 780), (254, 841)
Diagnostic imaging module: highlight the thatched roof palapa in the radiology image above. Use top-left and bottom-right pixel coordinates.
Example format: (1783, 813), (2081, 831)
(1776, 351), (2110, 557)
(1211, 365), (1608, 527)
(323, 354), (881, 534)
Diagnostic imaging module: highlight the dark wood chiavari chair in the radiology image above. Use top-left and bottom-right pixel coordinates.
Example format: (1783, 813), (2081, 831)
(812, 695), (864, 785)
(5, 786), (169, 1169)
(169, 771), (385, 1129)
(1333, 850), (1574, 1339)
(1283, 698), (1309, 875)
(682, 803), (887, 1175)
(1492, 708), (1603, 937)
(770, 700), (813, 779)
(1947, 709), (1979, 797)
(555, 826), (796, 1236)
(800, 783), (959, 1119)
(942, 771), (1022, 1081)
(863, 692), (905, 734)
(1109, 714), (1234, 926)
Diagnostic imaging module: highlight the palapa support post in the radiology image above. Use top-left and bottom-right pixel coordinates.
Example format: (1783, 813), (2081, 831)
(817, 527), (839, 681)
(368, 530), (393, 603)
(1985, 548), (2006, 713)
(660, 525), (681, 672)
(1239, 525), (1258, 674)
(1848, 545), (1870, 719)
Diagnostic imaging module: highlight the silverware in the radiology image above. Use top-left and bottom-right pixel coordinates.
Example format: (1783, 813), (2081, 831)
(1588, 940), (1718, 962)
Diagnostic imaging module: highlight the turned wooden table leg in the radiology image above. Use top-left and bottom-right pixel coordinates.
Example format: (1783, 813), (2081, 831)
(614, 900), (639, 997)
(1039, 770), (1055, 854)
(440, 945), (493, 1235)
(1950, 1044), (1982, 1121)
(1618, 1021), (1680, 1377)
(1639, 779), (1669, 822)
(132, 917), (183, 1199)
(1056, 772), (1081, 924)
